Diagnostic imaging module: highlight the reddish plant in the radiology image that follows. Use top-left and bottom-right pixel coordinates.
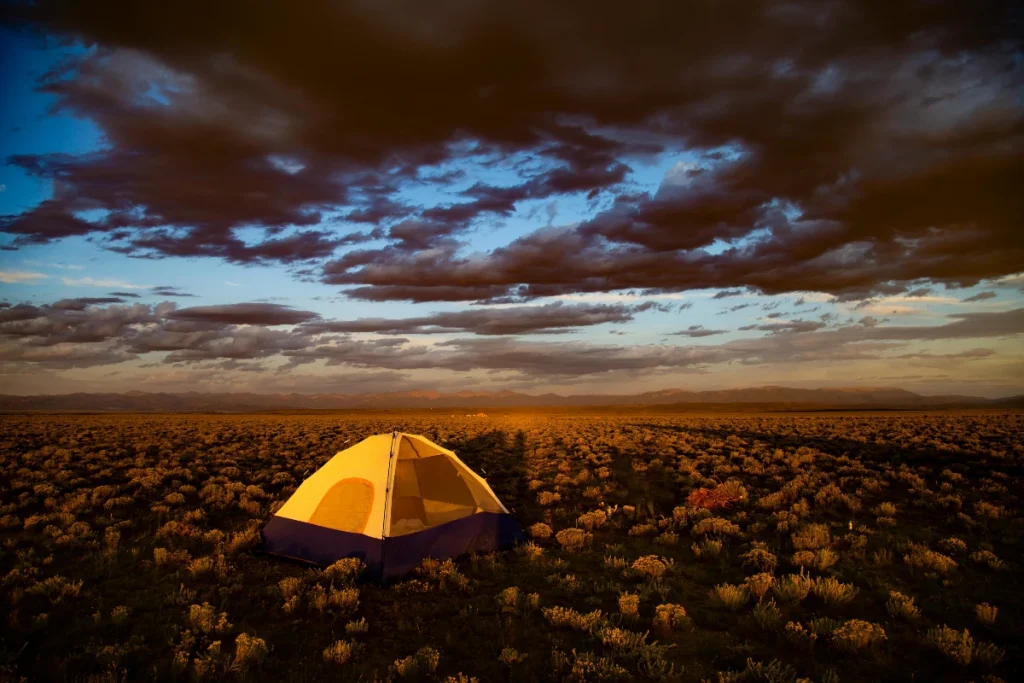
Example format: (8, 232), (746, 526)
(687, 483), (745, 511)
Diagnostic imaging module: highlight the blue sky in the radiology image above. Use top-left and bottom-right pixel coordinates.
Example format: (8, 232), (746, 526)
(1, 5), (1022, 396)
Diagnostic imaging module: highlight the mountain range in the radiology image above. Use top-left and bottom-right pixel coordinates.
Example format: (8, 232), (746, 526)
(1, 386), (1020, 413)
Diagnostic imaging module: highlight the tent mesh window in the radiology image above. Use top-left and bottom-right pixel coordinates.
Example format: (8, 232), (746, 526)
(388, 437), (479, 536)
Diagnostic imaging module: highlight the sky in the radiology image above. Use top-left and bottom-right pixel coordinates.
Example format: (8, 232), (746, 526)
(0, 1), (1022, 398)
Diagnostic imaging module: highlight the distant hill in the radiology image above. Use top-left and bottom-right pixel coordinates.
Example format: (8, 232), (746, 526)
(0, 386), (1017, 413)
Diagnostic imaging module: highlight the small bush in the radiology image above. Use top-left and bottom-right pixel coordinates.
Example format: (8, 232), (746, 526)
(812, 577), (858, 606)
(692, 538), (723, 560)
(925, 625), (974, 666)
(710, 583), (749, 611)
(652, 604), (688, 633)
(773, 573), (813, 602)
(323, 558), (364, 584)
(617, 592), (640, 618)
(886, 591), (920, 620)
(323, 640), (361, 666)
(904, 544), (957, 574)
(528, 523), (553, 540)
(791, 524), (830, 551)
(229, 633), (268, 674)
(831, 620), (886, 652)
(752, 599), (782, 630)
(975, 603), (997, 625)
(691, 517), (741, 537)
(345, 617), (369, 635)
(188, 603), (232, 635)
(745, 573), (775, 601)
(555, 528), (592, 552)
(543, 606), (605, 633)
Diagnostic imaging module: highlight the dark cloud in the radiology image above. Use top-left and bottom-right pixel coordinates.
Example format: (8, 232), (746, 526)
(962, 291), (997, 303)
(893, 348), (995, 360)
(306, 301), (658, 336)
(712, 289), (745, 299)
(752, 320), (828, 334)
(168, 303), (320, 326)
(51, 297), (125, 310)
(0, 0), (1017, 299)
(673, 325), (728, 338)
(109, 291), (141, 298)
(151, 287), (197, 297)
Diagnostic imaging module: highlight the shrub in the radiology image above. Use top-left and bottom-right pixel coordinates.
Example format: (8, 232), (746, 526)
(746, 573), (775, 601)
(925, 625), (974, 666)
(791, 524), (830, 551)
(710, 583), (749, 611)
(812, 577), (858, 606)
(577, 510), (607, 530)
(773, 573), (813, 602)
(975, 602), (997, 625)
(652, 604), (688, 633)
(537, 492), (561, 506)
(345, 617), (369, 635)
(552, 649), (629, 681)
(654, 531), (678, 546)
(692, 539), (723, 560)
(809, 617), (842, 637)
(517, 541), (545, 562)
(110, 605), (130, 625)
(831, 620), (886, 652)
(543, 606), (605, 633)
(496, 586), (521, 614)
(499, 647), (528, 666)
(691, 517), (741, 536)
(188, 603), (232, 635)
(969, 550), (1007, 571)
(323, 640), (361, 666)
(229, 633), (268, 674)
(528, 523), (553, 540)
(886, 591), (920, 620)
(617, 592), (640, 618)
(278, 577), (304, 599)
(328, 587), (359, 613)
(555, 528), (592, 552)
(687, 481), (748, 510)
(904, 544), (957, 574)
(741, 545), (778, 573)
(323, 558), (365, 584)
(873, 502), (897, 516)
(974, 641), (1006, 668)
(784, 621), (818, 650)
(597, 626), (649, 654)
(752, 599), (782, 630)
(631, 555), (668, 579)
(938, 537), (968, 554)
(628, 523), (657, 537)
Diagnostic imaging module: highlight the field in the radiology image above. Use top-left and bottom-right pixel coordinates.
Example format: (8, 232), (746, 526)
(1, 412), (1021, 682)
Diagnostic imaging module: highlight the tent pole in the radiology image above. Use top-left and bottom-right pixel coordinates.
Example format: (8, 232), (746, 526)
(379, 431), (399, 578)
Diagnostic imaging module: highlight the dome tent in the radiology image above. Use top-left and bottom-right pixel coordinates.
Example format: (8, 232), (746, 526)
(261, 432), (525, 579)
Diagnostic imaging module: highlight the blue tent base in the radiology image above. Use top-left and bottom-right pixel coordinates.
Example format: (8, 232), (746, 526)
(261, 512), (526, 581)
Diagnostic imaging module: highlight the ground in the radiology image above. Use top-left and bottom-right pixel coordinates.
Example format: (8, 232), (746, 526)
(0, 412), (1020, 682)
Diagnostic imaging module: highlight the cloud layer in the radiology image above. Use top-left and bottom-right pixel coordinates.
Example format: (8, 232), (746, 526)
(1, 299), (1019, 383)
(1, 0), (1020, 305)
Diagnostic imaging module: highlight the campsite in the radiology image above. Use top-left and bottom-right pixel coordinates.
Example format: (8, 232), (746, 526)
(1, 411), (1019, 682)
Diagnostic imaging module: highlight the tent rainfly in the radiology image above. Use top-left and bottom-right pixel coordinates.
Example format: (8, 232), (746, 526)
(261, 432), (525, 579)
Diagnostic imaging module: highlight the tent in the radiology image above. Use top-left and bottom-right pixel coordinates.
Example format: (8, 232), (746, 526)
(261, 432), (525, 579)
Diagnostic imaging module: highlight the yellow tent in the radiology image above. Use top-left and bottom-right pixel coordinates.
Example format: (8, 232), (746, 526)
(261, 432), (524, 578)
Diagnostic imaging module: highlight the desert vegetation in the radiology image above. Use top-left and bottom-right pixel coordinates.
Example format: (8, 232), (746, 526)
(0, 412), (1020, 681)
